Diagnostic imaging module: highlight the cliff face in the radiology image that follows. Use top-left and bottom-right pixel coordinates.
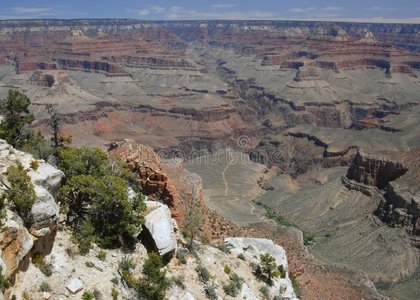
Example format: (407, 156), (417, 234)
(346, 151), (408, 189)
(0, 139), (64, 299)
(0, 19), (419, 75)
(108, 139), (242, 239)
(345, 149), (420, 238)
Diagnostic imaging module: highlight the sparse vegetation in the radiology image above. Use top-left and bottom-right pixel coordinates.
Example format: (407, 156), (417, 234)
(171, 275), (186, 289)
(119, 253), (169, 300)
(216, 242), (233, 254)
(175, 248), (188, 264)
(259, 285), (270, 299)
(46, 104), (72, 150)
(205, 285), (217, 299)
(223, 272), (243, 297)
(183, 197), (203, 250)
(303, 234), (315, 246)
(0, 266), (10, 292)
(253, 200), (296, 228)
(237, 253), (246, 261)
(32, 254), (53, 277)
(111, 287), (119, 300)
(136, 252), (169, 300)
(39, 281), (51, 292)
(96, 250), (107, 261)
(82, 291), (95, 300)
(196, 265), (210, 283)
(290, 274), (301, 298)
(1, 163), (36, 227)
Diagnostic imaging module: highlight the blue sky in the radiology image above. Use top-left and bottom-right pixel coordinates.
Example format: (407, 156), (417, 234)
(0, 1), (419, 23)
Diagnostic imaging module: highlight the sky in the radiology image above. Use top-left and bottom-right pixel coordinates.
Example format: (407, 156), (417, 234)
(0, 1), (419, 23)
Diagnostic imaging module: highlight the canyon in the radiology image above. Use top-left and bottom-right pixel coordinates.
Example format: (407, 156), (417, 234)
(0, 19), (419, 299)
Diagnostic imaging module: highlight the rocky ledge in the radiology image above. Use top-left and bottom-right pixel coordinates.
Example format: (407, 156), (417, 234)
(345, 149), (420, 238)
(0, 139), (64, 298)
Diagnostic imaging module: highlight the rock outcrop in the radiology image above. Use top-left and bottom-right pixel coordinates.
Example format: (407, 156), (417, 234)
(108, 140), (185, 224)
(109, 139), (244, 240)
(0, 139), (63, 282)
(346, 151), (408, 189)
(345, 149), (420, 238)
(226, 237), (298, 300)
(141, 201), (177, 257)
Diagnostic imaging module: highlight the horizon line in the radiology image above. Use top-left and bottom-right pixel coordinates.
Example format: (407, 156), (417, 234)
(0, 17), (419, 25)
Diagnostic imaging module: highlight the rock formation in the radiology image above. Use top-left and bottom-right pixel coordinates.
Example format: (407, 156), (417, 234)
(226, 237), (298, 299)
(141, 201), (177, 257)
(345, 149), (420, 238)
(0, 139), (64, 299)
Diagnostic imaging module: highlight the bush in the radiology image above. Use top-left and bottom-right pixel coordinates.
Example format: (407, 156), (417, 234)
(175, 248), (188, 264)
(259, 253), (281, 285)
(278, 264), (286, 279)
(237, 253), (246, 261)
(195, 265), (210, 283)
(82, 291), (95, 300)
(96, 250), (107, 261)
(1, 163), (36, 226)
(32, 254), (52, 277)
(135, 252), (169, 300)
(57, 147), (108, 179)
(30, 160), (39, 170)
(290, 274), (301, 298)
(119, 257), (136, 287)
(216, 242), (233, 254)
(223, 272), (243, 297)
(224, 265), (231, 274)
(39, 262), (53, 277)
(39, 281), (51, 292)
(111, 287), (119, 300)
(205, 285), (217, 299)
(0, 267), (10, 292)
(259, 285), (270, 299)
(59, 174), (145, 250)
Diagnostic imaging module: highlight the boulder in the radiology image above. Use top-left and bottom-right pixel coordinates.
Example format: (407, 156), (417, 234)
(30, 186), (59, 237)
(28, 162), (64, 195)
(0, 216), (33, 276)
(142, 201), (177, 257)
(66, 278), (84, 294)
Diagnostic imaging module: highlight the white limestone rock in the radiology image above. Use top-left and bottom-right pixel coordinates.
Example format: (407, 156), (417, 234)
(66, 278), (84, 294)
(144, 201), (177, 256)
(225, 237), (298, 300)
(30, 186), (59, 237)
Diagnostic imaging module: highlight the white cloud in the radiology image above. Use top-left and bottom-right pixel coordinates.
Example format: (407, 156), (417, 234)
(149, 5), (165, 14)
(9, 7), (55, 16)
(290, 7), (316, 13)
(322, 7), (343, 12)
(212, 4), (238, 9)
(370, 6), (397, 11)
(137, 9), (150, 17)
(167, 6), (273, 20)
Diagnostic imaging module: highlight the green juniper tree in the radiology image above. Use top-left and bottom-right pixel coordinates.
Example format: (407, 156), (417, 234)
(0, 163), (36, 227)
(0, 90), (34, 147)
